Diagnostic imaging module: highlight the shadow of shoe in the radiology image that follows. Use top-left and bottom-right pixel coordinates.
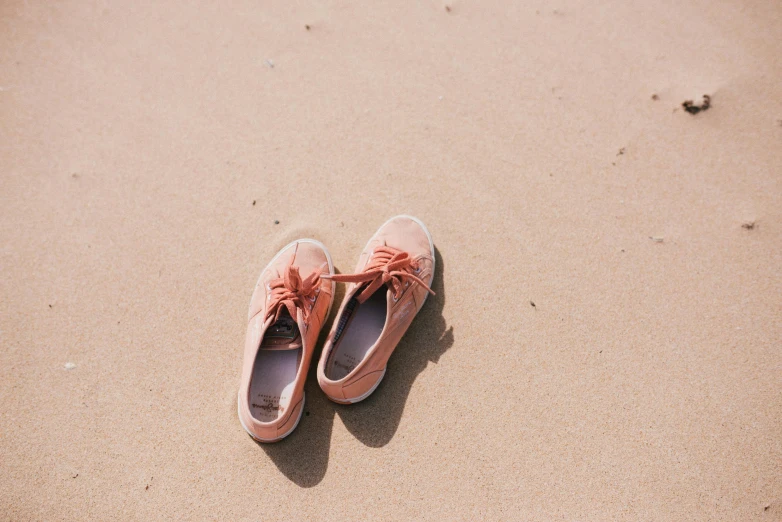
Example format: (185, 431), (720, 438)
(254, 376), (335, 487)
(257, 272), (347, 487)
(336, 246), (453, 447)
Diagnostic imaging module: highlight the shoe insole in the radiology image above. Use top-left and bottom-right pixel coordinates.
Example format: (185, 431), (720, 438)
(248, 349), (300, 422)
(327, 288), (387, 380)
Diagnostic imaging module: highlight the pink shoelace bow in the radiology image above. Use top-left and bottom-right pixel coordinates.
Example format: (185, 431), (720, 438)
(324, 246), (434, 303)
(265, 265), (321, 323)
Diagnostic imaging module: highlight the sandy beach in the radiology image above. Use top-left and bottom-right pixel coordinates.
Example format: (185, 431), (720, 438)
(1, 0), (780, 519)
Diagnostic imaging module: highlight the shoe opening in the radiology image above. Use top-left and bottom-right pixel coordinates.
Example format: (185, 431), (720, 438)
(325, 286), (386, 380)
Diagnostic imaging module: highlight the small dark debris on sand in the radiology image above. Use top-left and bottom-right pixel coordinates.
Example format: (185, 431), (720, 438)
(530, 301), (536, 309)
(305, 24), (311, 30)
(445, 5), (451, 12)
(742, 221), (756, 230)
(765, 504), (770, 511)
(48, 304), (52, 308)
(252, 200), (256, 206)
(651, 94), (659, 101)
(71, 473), (78, 479)
(617, 147), (625, 156)
(682, 94), (711, 115)
(274, 220), (280, 225)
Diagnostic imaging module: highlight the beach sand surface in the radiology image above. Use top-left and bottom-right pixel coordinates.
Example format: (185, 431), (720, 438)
(1, 0), (780, 520)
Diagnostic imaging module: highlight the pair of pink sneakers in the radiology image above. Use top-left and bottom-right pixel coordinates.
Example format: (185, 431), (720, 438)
(237, 215), (435, 442)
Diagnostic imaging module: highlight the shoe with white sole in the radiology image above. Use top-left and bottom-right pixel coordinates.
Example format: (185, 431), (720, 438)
(317, 216), (435, 403)
(238, 239), (334, 442)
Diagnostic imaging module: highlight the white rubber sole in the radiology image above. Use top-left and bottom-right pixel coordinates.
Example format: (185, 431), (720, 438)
(239, 238), (335, 443)
(326, 215), (434, 404)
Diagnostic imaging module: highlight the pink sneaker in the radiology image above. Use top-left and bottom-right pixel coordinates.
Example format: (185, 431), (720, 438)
(238, 239), (334, 442)
(317, 216), (435, 403)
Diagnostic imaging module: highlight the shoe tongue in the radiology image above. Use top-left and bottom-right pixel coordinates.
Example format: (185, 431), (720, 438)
(260, 313), (302, 351)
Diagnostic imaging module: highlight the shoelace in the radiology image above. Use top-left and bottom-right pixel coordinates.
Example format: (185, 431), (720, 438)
(265, 265), (321, 324)
(324, 246), (434, 303)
